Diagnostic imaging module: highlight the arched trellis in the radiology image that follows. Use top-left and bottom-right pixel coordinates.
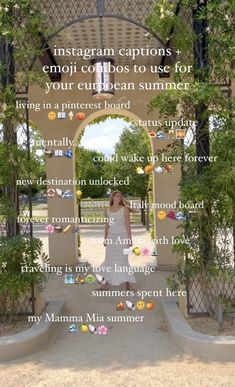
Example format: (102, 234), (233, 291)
(9, 0), (174, 240)
(46, 15), (165, 47)
(38, 0), (163, 42)
(21, 13), (171, 95)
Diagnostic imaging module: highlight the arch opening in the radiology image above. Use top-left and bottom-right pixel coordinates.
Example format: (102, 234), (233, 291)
(73, 110), (157, 267)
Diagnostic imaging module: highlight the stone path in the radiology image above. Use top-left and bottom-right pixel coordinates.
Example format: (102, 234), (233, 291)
(1, 226), (235, 387)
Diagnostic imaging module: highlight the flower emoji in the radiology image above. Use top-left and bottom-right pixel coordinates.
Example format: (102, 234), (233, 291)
(167, 211), (176, 220)
(46, 224), (55, 234)
(97, 325), (108, 335)
(141, 247), (150, 256)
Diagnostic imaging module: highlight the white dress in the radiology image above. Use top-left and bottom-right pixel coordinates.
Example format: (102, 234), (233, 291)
(99, 207), (136, 285)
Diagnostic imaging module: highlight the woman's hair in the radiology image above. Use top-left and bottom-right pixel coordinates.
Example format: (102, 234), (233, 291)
(109, 191), (126, 207)
(109, 191), (137, 213)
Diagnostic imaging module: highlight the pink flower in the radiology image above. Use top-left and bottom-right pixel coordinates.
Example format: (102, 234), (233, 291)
(167, 211), (176, 220)
(141, 247), (150, 256)
(97, 325), (108, 335)
(46, 224), (55, 234)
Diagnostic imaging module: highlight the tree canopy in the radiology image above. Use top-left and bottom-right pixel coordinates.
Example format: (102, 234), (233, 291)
(76, 146), (108, 198)
(105, 123), (152, 198)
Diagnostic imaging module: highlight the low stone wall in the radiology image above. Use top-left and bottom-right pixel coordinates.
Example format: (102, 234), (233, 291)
(161, 298), (235, 361)
(0, 299), (64, 362)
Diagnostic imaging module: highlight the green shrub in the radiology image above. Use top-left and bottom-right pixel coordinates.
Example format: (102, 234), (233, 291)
(0, 236), (48, 322)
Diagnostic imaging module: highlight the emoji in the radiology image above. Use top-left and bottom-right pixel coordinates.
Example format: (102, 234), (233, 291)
(116, 302), (125, 311)
(69, 111), (74, 120)
(47, 188), (56, 198)
(167, 211), (176, 220)
(63, 190), (73, 199)
(88, 324), (97, 334)
(144, 165), (154, 174)
(46, 224), (54, 234)
(76, 190), (82, 198)
(164, 164), (173, 173)
(176, 129), (186, 139)
(80, 324), (89, 333)
(151, 246), (158, 257)
(96, 274), (106, 285)
(63, 225), (72, 233)
(54, 225), (63, 233)
(97, 325), (108, 335)
(176, 212), (187, 221)
(136, 300), (145, 310)
(48, 111), (56, 120)
(75, 275), (86, 284)
(75, 275), (81, 284)
(72, 226), (81, 234)
(57, 112), (66, 119)
(54, 150), (64, 157)
(156, 131), (167, 140)
(157, 211), (167, 220)
(141, 247), (150, 256)
(126, 300), (136, 311)
(45, 149), (54, 157)
(123, 247), (132, 255)
(76, 112), (86, 120)
(85, 274), (96, 283)
(68, 324), (78, 333)
(64, 274), (75, 284)
(64, 149), (73, 158)
(56, 188), (64, 197)
(146, 301), (155, 310)
(136, 166), (144, 174)
(148, 131), (156, 138)
(155, 166), (164, 173)
(132, 247), (141, 256)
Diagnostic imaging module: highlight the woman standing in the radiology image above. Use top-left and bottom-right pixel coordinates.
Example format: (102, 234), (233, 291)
(98, 191), (136, 290)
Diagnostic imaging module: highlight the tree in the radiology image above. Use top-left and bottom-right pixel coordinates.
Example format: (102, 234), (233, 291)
(75, 146), (108, 198)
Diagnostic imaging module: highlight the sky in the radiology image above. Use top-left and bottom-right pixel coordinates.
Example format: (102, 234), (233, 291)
(80, 117), (130, 156)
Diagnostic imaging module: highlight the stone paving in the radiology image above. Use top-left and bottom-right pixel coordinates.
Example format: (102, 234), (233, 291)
(1, 225), (235, 387)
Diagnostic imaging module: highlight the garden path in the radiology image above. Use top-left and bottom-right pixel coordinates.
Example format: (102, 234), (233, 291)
(1, 226), (235, 387)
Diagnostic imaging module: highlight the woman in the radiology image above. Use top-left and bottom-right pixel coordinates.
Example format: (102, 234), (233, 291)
(98, 191), (136, 290)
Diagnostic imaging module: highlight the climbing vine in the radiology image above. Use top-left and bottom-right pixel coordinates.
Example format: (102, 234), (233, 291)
(146, 0), (235, 313)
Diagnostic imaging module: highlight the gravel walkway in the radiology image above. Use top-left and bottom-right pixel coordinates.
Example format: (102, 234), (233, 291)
(1, 226), (235, 387)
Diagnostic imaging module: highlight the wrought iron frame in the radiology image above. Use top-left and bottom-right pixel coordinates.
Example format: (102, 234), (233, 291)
(1, 0), (234, 318)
